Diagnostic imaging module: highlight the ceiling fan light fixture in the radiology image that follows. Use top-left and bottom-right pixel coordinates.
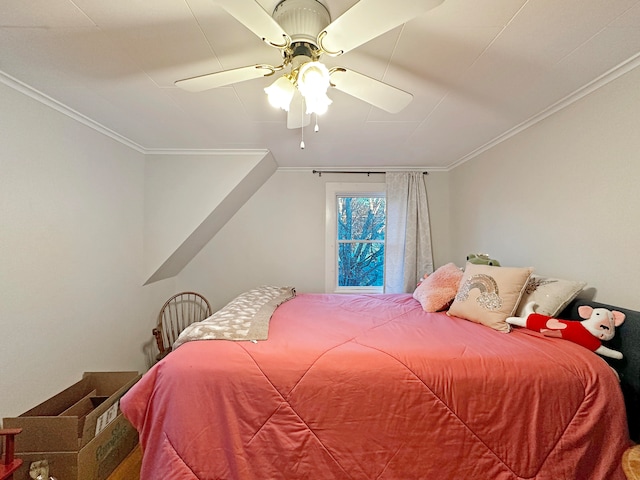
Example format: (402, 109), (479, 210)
(273, 0), (330, 46)
(264, 74), (296, 111)
(297, 61), (331, 115)
(304, 91), (332, 115)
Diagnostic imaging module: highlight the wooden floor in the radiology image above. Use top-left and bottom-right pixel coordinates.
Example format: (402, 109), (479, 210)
(107, 444), (142, 480)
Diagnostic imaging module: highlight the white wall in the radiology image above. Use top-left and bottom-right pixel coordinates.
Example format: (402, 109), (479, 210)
(144, 151), (276, 283)
(449, 64), (640, 309)
(177, 170), (451, 310)
(0, 83), (173, 418)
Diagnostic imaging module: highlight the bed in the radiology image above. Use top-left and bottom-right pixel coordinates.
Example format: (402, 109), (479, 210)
(121, 287), (638, 480)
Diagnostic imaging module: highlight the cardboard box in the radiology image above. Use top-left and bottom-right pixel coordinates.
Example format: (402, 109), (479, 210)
(3, 371), (140, 480)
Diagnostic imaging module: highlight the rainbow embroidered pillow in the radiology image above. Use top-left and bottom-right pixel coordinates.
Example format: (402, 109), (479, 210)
(448, 263), (533, 332)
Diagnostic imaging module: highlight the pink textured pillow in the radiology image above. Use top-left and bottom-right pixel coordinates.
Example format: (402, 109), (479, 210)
(413, 263), (463, 312)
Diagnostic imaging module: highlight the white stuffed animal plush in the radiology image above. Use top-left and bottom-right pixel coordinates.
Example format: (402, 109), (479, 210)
(29, 460), (58, 480)
(507, 301), (625, 359)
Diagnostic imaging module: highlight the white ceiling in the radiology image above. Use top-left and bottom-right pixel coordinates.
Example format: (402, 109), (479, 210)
(1, 0), (640, 170)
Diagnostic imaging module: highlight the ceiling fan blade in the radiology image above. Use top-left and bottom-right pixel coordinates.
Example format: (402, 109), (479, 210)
(330, 68), (413, 113)
(216, 0), (289, 47)
(319, 0), (444, 55)
(287, 91), (311, 129)
(175, 65), (275, 92)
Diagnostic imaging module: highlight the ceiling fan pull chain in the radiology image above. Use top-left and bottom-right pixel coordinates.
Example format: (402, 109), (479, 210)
(300, 100), (306, 149)
(314, 114), (319, 133)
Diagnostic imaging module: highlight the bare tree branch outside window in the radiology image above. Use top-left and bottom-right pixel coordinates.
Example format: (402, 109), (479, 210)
(337, 196), (386, 287)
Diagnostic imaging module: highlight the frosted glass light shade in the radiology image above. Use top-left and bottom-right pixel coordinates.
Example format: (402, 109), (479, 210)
(264, 76), (296, 111)
(304, 92), (332, 115)
(297, 61), (332, 115)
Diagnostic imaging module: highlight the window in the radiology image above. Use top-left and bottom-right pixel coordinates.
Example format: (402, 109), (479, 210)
(325, 183), (386, 293)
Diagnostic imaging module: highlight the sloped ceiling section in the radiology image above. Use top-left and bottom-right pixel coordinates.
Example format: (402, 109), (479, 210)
(144, 150), (277, 284)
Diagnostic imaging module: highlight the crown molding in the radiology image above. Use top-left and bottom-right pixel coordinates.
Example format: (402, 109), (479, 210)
(0, 69), (273, 159)
(3, 49), (639, 170)
(448, 51), (640, 171)
(144, 148), (271, 156)
(0, 69), (146, 153)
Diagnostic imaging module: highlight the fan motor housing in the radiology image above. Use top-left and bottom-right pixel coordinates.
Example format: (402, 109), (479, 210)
(273, 0), (331, 46)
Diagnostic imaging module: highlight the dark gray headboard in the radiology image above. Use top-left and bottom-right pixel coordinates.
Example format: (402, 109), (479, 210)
(560, 298), (640, 442)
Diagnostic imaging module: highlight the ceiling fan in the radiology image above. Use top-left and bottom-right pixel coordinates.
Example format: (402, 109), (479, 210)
(175, 0), (445, 130)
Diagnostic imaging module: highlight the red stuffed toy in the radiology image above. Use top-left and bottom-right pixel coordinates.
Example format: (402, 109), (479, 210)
(507, 301), (625, 359)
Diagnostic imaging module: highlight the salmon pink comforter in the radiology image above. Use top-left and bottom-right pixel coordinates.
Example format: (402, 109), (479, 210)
(121, 293), (631, 479)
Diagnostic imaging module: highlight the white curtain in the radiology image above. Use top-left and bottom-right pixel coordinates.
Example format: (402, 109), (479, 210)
(384, 172), (434, 293)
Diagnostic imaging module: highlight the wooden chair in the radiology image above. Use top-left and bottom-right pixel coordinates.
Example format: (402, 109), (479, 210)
(153, 292), (212, 361)
(0, 428), (22, 480)
(624, 444), (640, 480)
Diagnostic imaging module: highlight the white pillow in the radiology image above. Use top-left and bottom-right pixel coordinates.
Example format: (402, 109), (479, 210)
(515, 275), (586, 317)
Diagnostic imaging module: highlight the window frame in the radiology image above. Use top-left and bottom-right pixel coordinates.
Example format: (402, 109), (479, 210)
(325, 182), (386, 294)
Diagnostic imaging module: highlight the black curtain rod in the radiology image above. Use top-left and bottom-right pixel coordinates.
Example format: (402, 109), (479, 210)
(312, 170), (428, 177)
